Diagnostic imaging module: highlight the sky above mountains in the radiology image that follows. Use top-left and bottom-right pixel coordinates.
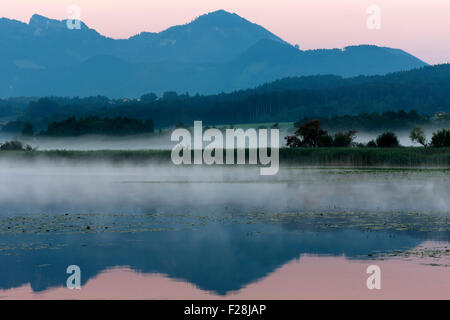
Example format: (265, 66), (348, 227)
(2, 0), (449, 65)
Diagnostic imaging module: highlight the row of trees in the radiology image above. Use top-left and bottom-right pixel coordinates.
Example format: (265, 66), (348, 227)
(294, 110), (431, 132)
(39, 116), (155, 136)
(0, 140), (33, 151)
(285, 120), (357, 147)
(410, 127), (450, 148)
(2, 65), (450, 130)
(286, 120), (450, 148)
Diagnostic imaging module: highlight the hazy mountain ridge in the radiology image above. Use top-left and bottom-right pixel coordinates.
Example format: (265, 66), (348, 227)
(0, 10), (428, 98)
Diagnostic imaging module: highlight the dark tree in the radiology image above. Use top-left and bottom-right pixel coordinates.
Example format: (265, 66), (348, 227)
(295, 120), (328, 147)
(0, 140), (32, 151)
(317, 134), (333, 147)
(294, 110), (430, 133)
(285, 136), (302, 148)
(21, 122), (34, 136)
(140, 93), (158, 102)
(162, 91), (179, 100)
(431, 129), (450, 147)
(40, 116), (155, 136)
(332, 130), (357, 147)
(25, 98), (59, 118)
(376, 132), (400, 148)
(410, 127), (427, 147)
(286, 120), (358, 148)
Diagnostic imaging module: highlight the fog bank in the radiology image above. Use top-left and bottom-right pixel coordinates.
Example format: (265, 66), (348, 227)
(0, 162), (449, 215)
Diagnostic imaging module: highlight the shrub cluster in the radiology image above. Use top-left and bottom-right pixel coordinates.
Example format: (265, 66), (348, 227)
(0, 140), (33, 151)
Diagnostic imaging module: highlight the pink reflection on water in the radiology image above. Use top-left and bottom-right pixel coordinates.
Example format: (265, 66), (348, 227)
(1, 242), (449, 300)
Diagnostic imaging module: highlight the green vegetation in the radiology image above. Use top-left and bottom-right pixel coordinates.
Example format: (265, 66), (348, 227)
(295, 110), (431, 132)
(286, 119), (408, 148)
(375, 132), (400, 148)
(0, 140), (33, 151)
(1, 65), (450, 130)
(431, 129), (450, 148)
(39, 116), (155, 136)
(285, 120), (356, 148)
(407, 127), (450, 148)
(288, 119), (450, 149)
(409, 127), (427, 147)
(1, 147), (450, 167)
(279, 147), (450, 167)
(0, 149), (170, 162)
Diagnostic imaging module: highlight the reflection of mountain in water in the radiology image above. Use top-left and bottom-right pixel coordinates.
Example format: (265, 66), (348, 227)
(0, 224), (423, 294)
(1, 167), (448, 294)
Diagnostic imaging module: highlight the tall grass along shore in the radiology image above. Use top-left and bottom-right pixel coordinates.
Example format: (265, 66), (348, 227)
(1, 147), (450, 167)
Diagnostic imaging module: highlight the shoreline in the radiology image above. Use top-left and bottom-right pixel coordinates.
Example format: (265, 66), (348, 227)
(1, 147), (450, 167)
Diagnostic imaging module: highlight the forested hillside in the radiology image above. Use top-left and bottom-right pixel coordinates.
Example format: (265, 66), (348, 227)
(1, 64), (449, 131)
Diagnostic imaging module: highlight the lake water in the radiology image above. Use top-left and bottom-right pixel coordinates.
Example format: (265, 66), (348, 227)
(0, 164), (449, 299)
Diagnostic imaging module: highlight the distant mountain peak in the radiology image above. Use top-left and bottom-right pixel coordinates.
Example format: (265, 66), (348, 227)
(195, 9), (237, 20)
(0, 10), (430, 98)
(28, 13), (91, 33)
(211, 9), (231, 14)
(191, 9), (262, 29)
(29, 14), (62, 28)
(203, 9), (233, 16)
(29, 13), (49, 23)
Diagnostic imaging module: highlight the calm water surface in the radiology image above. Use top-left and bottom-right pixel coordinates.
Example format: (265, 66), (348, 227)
(0, 165), (449, 299)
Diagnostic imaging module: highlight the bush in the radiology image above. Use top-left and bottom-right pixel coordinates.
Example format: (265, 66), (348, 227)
(431, 129), (450, 147)
(376, 132), (400, 148)
(367, 140), (377, 147)
(285, 135), (302, 148)
(286, 120), (358, 148)
(295, 119), (328, 147)
(0, 140), (33, 151)
(317, 134), (333, 147)
(140, 92), (158, 102)
(333, 130), (357, 147)
(409, 127), (427, 147)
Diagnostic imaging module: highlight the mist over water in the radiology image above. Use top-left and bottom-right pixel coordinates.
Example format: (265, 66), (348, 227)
(1, 157), (449, 297)
(0, 127), (440, 151)
(3, 134), (175, 151)
(1, 161), (449, 215)
(354, 129), (439, 147)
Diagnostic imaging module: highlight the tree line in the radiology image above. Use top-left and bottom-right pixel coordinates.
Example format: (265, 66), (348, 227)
(0, 64), (449, 130)
(294, 110), (433, 132)
(19, 116), (155, 137)
(286, 119), (450, 148)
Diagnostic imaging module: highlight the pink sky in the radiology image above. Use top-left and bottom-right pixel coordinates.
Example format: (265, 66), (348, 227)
(2, 0), (449, 64)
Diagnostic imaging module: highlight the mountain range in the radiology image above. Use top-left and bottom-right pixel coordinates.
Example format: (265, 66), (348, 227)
(0, 9), (428, 98)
